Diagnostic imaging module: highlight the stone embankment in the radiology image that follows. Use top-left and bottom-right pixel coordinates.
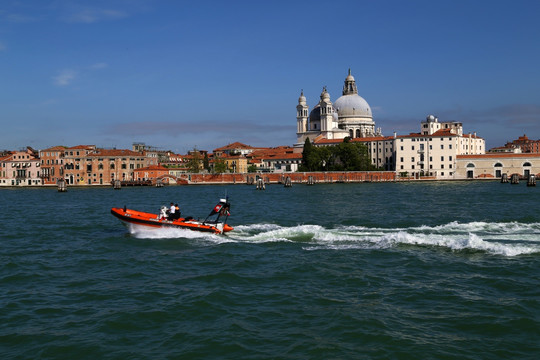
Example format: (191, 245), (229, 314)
(182, 171), (396, 185)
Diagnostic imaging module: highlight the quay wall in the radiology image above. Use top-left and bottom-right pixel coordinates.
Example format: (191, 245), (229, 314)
(184, 171), (396, 184)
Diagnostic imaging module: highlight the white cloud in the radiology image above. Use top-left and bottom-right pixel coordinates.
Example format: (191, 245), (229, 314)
(53, 69), (77, 86)
(89, 62), (108, 70)
(65, 8), (128, 23)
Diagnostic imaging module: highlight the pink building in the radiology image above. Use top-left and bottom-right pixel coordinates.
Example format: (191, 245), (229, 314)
(0, 148), (42, 186)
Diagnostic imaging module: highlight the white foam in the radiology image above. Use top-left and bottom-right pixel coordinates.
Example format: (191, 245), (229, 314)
(128, 223), (235, 244)
(127, 221), (540, 256)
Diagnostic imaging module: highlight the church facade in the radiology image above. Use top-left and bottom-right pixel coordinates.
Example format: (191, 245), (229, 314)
(295, 69), (381, 148)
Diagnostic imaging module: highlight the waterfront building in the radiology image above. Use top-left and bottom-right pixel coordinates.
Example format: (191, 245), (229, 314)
(295, 69), (381, 149)
(133, 165), (169, 182)
(39, 146), (66, 185)
(212, 154), (249, 173)
(455, 153), (540, 179)
(248, 146), (303, 172)
(132, 143), (160, 166)
(489, 134), (540, 153)
(395, 115), (485, 179)
(63, 145), (97, 185)
(85, 149), (147, 185)
(63, 146), (147, 185)
(0, 148), (42, 186)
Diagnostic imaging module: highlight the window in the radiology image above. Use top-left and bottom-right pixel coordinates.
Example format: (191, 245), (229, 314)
(449, 144), (452, 149)
(441, 145), (444, 149)
(400, 146), (403, 151)
(441, 156), (444, 161)
(412, 146), (415, 150)
(411, 157), (415, 162)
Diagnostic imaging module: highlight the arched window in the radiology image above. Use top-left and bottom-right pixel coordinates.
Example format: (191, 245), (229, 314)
(523, 162), (532, 167)
(349, 129), (353, 138)
(494, 163), (503, 167)
(356, 129), (361, 138)
(466, 163), (475, 168)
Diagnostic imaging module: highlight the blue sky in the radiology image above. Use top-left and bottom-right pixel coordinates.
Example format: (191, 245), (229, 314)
(1, 0), (540, 153)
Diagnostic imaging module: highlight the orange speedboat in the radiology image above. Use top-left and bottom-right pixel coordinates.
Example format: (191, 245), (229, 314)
(111, 199), (233, 235)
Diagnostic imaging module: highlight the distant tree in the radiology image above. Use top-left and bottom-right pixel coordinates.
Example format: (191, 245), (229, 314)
(299, 138), (376, 172)
(301, 138), (321, 171)
(187, 148), (201, 173)
(247, 165), (258, 173)
(213, 157), (228, 173)
(203, 153), (209, 171)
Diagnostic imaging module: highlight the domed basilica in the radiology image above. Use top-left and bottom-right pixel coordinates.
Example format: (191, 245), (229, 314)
(295, 69), (381, 147)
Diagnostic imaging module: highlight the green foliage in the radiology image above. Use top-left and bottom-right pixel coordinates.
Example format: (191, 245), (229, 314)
(203, 153), (210, 171)
(187, 149), (201, 173)
(247, 165), (258, 173)
(300, 138), (378, 171)
(213, 157), (228, 173)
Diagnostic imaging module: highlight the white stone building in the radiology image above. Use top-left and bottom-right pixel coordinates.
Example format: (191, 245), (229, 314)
(455, 152), (540, 179)
(395, 115), (485, 179)
(295, 70), (381, 148)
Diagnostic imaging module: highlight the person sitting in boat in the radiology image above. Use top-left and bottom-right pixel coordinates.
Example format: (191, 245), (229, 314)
(168, 202), (176, 220)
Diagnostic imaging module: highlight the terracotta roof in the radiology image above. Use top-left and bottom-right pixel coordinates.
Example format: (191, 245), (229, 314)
(397, 130), (482, 139)
(87, 149), (142, 157)
(249, 147), (302, 160)
(134, 165), (168, 172)
(67, 145), (96, 150)
(0, 154), (13, 161)
(41, 146), (67, 152)
(213, 142), (256, 151)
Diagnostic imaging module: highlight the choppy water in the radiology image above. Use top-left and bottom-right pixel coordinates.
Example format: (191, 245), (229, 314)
(1, 181), (539, 359)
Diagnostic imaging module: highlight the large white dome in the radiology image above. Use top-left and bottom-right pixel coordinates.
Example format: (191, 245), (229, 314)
(334, 94), (372, 119)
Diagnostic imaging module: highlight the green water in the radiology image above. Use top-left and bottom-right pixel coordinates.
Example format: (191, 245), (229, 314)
(1, 182), (539, 359)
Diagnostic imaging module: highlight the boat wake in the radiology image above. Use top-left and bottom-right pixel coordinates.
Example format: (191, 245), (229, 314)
(129, 221), (540, 256)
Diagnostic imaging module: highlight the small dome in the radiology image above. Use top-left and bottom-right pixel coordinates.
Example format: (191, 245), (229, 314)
(298, 90), (306, 105)
(309, 105), (321, 123)
(320, 86), (330, 102)
(426, 114), (437, 122)
(345, 68), (355, 82)
(309, 104), (337, 124)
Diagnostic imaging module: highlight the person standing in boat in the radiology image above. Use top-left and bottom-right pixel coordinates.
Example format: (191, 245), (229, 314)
(174, 203), (181, 219)
(168, 202), (176, 220)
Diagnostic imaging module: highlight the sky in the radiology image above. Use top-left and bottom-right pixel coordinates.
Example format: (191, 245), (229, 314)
(1, 0), (540, 153)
